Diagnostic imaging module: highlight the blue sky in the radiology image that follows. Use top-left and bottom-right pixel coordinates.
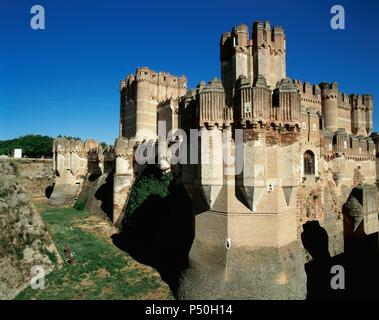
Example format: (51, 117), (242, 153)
(1, 0), (378, 144)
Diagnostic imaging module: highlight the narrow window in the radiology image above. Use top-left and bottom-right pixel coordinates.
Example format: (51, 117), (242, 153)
(304, 150), (315, 175)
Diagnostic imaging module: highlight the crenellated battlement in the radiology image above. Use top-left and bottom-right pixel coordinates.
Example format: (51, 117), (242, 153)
(119, 67), (187, 141)
(284, 80), (374, 136)
(320, 82), (339, 99)
(233, 75), (301, 129)
(198, 78), (226, 128)
(272, 78), (301, 125)
(120, 67), (187, 99)
(292, 80), (321, 97)
(182, 73), (302, 132)
(53, 138), (100, 155)
(131, 67), (187, 89)
(322, 128), (376, 161)
(252, 20), (286, 53)
(220, 19), (287, 101)
(338, 93), (351, 111)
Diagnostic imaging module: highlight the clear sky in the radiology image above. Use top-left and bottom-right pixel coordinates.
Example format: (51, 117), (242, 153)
(1, 0), (378, 144)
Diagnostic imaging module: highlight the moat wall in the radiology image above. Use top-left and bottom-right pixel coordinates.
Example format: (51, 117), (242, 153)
(12, 159), (54, 200)
(0, 159), (62, 300)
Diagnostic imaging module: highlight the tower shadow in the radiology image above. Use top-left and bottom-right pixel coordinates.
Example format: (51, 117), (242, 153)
(301, 221), (336, 300)
(94, 173), (114, 221)
(342, 222), (379, 300)
(302, 220), (379, 300)
(112, 178), (194, 297)
(45, 183), (55, 199)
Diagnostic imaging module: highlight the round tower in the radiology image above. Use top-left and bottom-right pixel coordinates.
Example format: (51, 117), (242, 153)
(135, 67), (157, 141)
(320, 82), (339, 133)
(363, 94), (373, 135)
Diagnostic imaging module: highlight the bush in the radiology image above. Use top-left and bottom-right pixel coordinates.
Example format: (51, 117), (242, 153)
(57, 134), (82, 141)
(45, 250), (58, 265)
(74, 199), (86, 211)
(124, 166), (173, 219)
(74, 185), (90, 211)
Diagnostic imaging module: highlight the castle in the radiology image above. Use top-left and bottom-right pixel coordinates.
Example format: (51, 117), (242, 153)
(51, 20), (379, 299)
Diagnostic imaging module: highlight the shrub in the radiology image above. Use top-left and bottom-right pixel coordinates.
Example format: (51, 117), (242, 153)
(74, 199), (86, 211)
(73, 185), (90, 211)
(124, 166), (173, 219)
(45, 250), (58, 265)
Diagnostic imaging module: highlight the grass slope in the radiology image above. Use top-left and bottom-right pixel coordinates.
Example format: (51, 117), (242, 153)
(16, 207), (173, 300)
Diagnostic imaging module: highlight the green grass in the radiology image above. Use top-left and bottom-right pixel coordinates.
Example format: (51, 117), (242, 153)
(15, 207), (173, 300)
(44, 248), (58, 265)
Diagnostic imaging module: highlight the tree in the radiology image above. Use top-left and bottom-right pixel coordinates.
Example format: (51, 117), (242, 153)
(100, 142), (108, 149)
(57, 134), (82, 141)
(0, 135), (54, 158)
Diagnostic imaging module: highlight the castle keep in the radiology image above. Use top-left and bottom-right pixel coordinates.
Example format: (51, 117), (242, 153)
(51, 20), (379, 299)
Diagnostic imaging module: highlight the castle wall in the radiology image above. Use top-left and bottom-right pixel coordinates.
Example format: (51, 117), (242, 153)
(298, 82), (322, 114)
(157, 100), (172, 132)
(49, 138), (115, 207)
(181, 125), (307, 299)
(293, 79), (374, 138)
(299, 111), (320, 143)
(337, 93), (352, 133)
(11, 159), (54, 200)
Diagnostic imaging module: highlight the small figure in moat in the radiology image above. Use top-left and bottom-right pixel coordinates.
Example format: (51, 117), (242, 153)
(63, 245), (76, 265)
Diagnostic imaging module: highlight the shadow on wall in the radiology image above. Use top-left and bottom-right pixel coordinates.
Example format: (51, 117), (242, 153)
(45, 183), (55, 199)
(301, 221), (336, 300)
(88, 173), (100, 182)
(301, 220), (379, 300)
(112, 175), (194, 297)
(94, 173), (114, 221)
